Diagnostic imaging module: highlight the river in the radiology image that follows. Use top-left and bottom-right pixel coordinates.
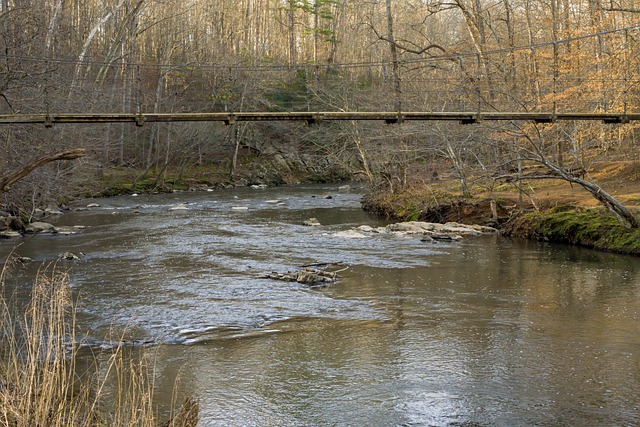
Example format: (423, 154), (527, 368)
(2, 185), (640, 426)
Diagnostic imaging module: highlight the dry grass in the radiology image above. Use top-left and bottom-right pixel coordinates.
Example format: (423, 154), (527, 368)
(0, 260), (198, 427)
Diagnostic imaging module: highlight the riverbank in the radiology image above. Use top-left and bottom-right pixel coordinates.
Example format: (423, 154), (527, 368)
(0, 151), (354, 234)
(74, 152), (353, 198)
(362, 161), (640, 256)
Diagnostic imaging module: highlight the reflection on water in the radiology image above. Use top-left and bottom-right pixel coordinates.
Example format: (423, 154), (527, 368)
(2, 185), (640, 426)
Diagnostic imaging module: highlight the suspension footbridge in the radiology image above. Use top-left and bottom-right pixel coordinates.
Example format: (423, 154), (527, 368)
(0, 111), (638, 127)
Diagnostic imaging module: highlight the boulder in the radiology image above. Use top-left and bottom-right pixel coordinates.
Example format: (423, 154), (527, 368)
(271, 154), (292, 172)
(353, 220), (497, 241)
(25, 222), (55, 233)
(8, 217), (24, 231)
(385, 221), (497, 236)
(386, 222), (434, 234)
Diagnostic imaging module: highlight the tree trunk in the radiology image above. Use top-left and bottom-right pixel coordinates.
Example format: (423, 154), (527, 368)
(45, 0), (64, 53)
(351, 121), (374, 184)
(539, 157), (640, 228)
(385, 0), (401, 114)
(289, 1), (296, 67)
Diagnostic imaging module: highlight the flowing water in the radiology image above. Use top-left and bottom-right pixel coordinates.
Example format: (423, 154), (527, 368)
(2, 185), (640, 426)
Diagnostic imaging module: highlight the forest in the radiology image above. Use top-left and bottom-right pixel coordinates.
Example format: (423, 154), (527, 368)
(3, 3), (640, 425)
(1, 0), (639, 225)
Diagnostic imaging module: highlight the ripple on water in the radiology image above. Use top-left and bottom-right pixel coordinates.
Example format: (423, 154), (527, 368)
(6, 186), (444, 346)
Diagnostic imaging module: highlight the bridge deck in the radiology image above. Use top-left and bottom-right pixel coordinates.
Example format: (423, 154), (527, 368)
(0, 111), (638, 126)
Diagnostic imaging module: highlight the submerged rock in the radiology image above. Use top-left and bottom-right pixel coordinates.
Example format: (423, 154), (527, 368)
(58, 252), (82, 261)
(303, 217), (322, 226)
(430, 232), (463, 241)
(332, 230), (367, 239)
(45, 207), (63, 215)
(0, 230), (22, 239)
(259, 264), (347, 287)
(169, 204), (189, 211)
(53, 226), (82, 235)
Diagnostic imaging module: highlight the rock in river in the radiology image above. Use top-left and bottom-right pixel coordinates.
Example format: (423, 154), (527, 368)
(169, 204), (189, 211)
(260, 268), (339, 287)
(0, 230), (22, 239)
(25, 222), (55, 233)
(58, 252), (82, 261)
(341, 220), (497, 241)
(303, 217), (322, 226)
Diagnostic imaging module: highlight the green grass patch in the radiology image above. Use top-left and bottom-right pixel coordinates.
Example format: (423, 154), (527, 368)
(526, 207), (640, 255)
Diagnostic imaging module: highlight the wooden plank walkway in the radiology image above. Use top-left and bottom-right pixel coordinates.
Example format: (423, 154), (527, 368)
(0, 111), (638, 126)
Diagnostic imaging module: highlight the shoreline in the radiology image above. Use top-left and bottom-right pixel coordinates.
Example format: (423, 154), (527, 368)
(362, 190), (640, 256)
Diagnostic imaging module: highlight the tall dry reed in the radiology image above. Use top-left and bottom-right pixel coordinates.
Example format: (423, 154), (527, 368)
(0, 260), (198, 427)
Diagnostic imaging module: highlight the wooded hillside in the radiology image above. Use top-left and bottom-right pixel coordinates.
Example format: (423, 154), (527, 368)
(1, 0), (639, 216)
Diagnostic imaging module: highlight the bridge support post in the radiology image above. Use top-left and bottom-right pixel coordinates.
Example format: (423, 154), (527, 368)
(603, 116), (630, 124)
(460, 115), (480, 125)
(224, 114), (236, 126)
(385, 114), (404, 125)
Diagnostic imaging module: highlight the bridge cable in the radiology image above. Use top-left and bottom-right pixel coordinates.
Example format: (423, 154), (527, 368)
(3, 24), (640, 73)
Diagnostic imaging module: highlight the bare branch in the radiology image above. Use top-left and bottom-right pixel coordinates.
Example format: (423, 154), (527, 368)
(0, 149), (86, 195)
